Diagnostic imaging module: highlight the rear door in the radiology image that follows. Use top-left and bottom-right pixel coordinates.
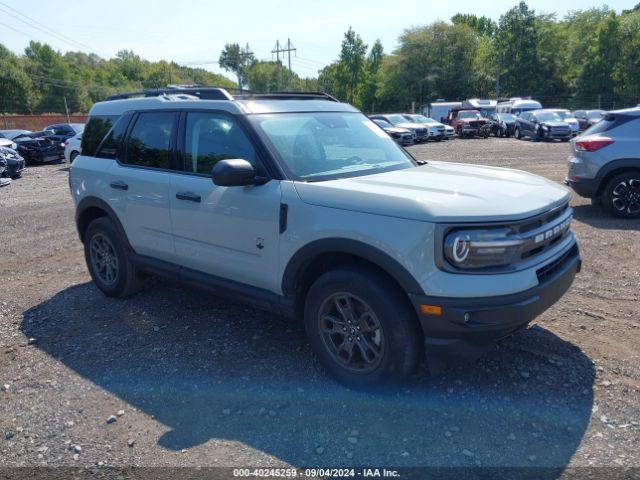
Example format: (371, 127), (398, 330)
(107, 111), (178, 262)
(169, 111), (282, 292)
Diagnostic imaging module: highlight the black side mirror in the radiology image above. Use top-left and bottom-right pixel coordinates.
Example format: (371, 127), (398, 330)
(212, 159), (267, 187)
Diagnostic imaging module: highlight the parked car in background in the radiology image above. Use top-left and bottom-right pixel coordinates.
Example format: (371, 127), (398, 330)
(64, 133), (83, 162)
(43, 123), (85, 137)
(0, 147), (26, 178)
(446, 109), (489, 138)
(369, 114), (429, 142)
(515, 110), (572, 142)
(543, 109), (580, 135)
(566, 107), (640, 218)
(402, 114), (446, 140)
(497, 98), (543, 116)
(573, 110), (605, 131)
(14, 131), (66, 165)
(443, 124), (455, 139)
(371, 119), (414, 146)
(487, 113), (517, 137)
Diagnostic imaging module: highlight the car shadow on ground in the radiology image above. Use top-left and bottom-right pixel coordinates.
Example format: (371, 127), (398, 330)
(572, 204), (640, 231)
(22, 281), (595, 474)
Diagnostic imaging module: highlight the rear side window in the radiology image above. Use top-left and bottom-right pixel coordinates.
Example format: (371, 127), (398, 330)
(124, 112), (176, 169)
(81, 115), (120, 156)
(95, 115), (131, 160)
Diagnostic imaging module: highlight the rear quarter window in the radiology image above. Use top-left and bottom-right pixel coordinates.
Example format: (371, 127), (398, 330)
(81, 115), (120, 156)
(582, 114), (636, 136)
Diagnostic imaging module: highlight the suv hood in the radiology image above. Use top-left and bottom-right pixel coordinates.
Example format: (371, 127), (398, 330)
(385, 126), (411, 134)
(293, 162), (570, 222)
(394, 122), (424, 130)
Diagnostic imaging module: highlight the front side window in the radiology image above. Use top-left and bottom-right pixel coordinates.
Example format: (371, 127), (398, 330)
(251, 112), (414, 181)
(125, 112), (176, 169)
(184, 112), (256, 175)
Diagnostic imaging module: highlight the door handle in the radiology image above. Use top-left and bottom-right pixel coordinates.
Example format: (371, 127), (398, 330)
(110, 181), (128, 191)
(176, 192), (201, 203)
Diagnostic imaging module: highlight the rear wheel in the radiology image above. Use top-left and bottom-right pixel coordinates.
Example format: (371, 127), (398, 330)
(84, 217), (143, 297)
(70, 151), (79, 162)
(602, 172), (640, 218)
(304, 266), (422, 388)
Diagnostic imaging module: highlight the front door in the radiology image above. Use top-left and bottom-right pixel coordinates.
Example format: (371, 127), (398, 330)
(169, 111), (282, 293)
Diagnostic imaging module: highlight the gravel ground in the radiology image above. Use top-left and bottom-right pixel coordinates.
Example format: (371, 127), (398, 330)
(0, 138), (638, 477)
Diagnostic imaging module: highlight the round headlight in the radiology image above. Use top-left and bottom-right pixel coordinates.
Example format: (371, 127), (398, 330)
(452, 235), (470, 263)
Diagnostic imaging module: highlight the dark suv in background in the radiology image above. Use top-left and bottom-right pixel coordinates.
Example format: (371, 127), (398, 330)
(573, 110), (605, 131)
(566, 107), (640, 218)
(515, 110), (572, 142)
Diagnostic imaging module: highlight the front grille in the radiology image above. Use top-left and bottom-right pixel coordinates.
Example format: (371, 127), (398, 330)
(416, 128), (427, 136)
(536, 244), (579, 284)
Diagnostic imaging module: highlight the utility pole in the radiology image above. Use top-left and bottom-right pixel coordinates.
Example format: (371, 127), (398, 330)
(272, 39), (296, 90)
(63, 96), (70, 123)
(239, 43), (254, 91)
(272, 40), (282, 91)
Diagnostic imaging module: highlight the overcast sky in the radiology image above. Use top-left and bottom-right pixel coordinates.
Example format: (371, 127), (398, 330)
(0, 0), (637, 80)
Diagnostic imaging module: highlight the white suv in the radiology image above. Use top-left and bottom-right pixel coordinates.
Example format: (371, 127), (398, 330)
(70, 88), (581, 386)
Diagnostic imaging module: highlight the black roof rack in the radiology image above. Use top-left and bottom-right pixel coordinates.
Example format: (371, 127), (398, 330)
(105, 86), (238, 101)
(105, 87), (339, 103)
(235, 91), (339, 102)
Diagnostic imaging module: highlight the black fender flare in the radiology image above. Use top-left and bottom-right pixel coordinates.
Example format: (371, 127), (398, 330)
(75, 196), (132, 251)
(594, 158), (640, 192)
(281, 238), (424, 297)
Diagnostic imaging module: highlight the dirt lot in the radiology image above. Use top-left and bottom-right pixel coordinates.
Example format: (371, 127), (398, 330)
(0, 138), (638, 477)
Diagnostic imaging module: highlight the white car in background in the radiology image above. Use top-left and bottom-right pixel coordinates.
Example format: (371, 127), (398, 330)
(64, 133), (82, 163)
(403, 114), (447, 141)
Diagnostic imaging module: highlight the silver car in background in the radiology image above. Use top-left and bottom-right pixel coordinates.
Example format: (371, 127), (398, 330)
(566, 107), (640, 218)
(544, 109), (580, 135)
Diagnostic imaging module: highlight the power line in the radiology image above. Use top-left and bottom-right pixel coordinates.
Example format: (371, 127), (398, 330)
(0, 1), (104, 56)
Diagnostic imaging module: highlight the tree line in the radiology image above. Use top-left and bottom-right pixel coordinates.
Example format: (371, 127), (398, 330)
(1, 1), (639, 114)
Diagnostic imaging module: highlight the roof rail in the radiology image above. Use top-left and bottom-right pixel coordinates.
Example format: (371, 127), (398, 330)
(105, 86), (236, 101)
(235, 91), (339, 102)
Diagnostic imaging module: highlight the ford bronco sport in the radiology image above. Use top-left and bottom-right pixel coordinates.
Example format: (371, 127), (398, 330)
(70, 88), (581, 386)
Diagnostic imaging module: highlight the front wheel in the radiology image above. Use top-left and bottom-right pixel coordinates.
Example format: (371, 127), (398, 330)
(84, 217), (143, 297)
(602, 172), (640, 218)
(304, 266), (422, 388)
(514, 127), (521, 140)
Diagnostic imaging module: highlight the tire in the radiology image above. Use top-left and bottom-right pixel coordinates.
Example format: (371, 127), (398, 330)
(514, 127), (521, 140)
(601, 171), (640, 218)
(70, 151), (79, 162)
(84, 217), (143, 297)
(457, 128), (464, 139)
(304, 265), (422, 388)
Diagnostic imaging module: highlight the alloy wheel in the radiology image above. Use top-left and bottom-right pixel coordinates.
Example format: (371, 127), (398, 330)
(89, 233), (119, 285)
(317, 292), (384, 373)
(612, 178), (640, 215)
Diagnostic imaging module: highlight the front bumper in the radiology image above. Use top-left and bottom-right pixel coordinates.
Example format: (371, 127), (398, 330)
(409, 243), (581, 371)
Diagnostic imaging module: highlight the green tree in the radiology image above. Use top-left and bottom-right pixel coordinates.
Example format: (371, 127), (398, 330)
(218, 43), (254, 90)
(359, 39), (384, 112)
(335, 27), (368, 106)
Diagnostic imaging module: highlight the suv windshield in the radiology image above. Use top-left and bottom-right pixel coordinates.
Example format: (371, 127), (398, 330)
(535, 112), (561, 122)
(588, 111), (605, 120)
(497, 113), (517, 122)
(251, 113), (415, 181)
(411, 115), (435, 124)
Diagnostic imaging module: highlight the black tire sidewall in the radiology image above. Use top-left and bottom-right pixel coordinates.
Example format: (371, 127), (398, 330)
(304, 266), (422, 387)
(602, 172), (640, 218)
(84, 217), (134, 296)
